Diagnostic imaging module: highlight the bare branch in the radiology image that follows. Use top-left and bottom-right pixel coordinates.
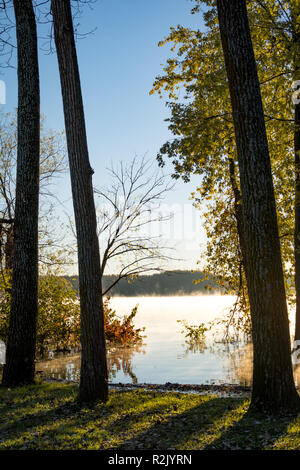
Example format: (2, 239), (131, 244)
(94, 157), (176, 292)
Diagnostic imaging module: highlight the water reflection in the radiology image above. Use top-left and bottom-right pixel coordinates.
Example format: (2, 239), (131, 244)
(107, 344), (146, 384)
(35, 337), (300, 387)
(177, 339), (208, 358)
(36, 353), (81, 382)
(6, 296), (300, 387)
(176, 335), (253, 386)
(225, 343), (252, 386)
(37, 343), (146, 383)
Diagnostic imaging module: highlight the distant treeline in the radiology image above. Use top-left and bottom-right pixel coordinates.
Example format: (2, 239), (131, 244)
(64, 270), (222, 297)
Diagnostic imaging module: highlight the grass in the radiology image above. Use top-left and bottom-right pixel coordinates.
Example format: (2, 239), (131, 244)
(0, 383), (299, 450)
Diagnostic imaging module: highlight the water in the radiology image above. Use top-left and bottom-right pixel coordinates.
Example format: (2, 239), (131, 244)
(2, 295), (300, 386)
(106, 295), (252, 385)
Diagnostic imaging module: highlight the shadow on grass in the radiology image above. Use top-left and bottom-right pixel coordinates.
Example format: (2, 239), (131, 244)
(0, 385), (245, 450)
(0, 383), (77, 417)
(204, 409), (300, 450)
(0, 386), (203, 448)
(1, 384), (298, 450)
(115, 396), (247, 450)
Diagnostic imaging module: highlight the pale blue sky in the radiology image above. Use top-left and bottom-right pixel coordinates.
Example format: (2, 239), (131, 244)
(1, 0), (207, 273)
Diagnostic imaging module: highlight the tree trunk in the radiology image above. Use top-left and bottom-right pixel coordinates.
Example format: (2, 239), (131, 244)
(51, 0), (108, 402)
(228, 157), (247, 272)
(2, 0), (40, 386)
(217, 0), (300, 414)
(292, 2), (300, 343)
(5, 224), (14, 272)
(295, 100), (300, 342)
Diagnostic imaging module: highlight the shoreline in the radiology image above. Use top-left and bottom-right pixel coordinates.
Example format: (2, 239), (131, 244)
(42, 377), (252, 397)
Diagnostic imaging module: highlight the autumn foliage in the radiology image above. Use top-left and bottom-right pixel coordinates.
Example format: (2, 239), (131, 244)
(0, 274), (145, 357)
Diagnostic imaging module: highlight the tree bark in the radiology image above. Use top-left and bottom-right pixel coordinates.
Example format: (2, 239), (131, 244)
(217, 0), (300, 414)
(292, 3), (300, 343)
(2, 0), (40, 386)
(228, 157), (247, 272)
(51, 0), (108, 402)
(5, 224), (14, 272)
(295, 100), (300, 342)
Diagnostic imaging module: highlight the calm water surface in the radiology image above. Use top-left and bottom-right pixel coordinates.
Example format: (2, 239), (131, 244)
(14, 296), (300, 386)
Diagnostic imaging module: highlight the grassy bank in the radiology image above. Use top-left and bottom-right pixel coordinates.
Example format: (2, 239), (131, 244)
(0, 383), (299, 450)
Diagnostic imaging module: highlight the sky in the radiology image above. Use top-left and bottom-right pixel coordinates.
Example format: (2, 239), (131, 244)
(1, 0), (207, 274)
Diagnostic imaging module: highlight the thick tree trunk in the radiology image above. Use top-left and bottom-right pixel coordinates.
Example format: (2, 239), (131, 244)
(5, 224), (14, 272)
(295, 100), (300, 342)
(2, 0), (40, 386)
(51, 0), (108, 402)
(228, 157), (247, 272)
(217, 0), (300, 414)
(293, 3), (300, 343)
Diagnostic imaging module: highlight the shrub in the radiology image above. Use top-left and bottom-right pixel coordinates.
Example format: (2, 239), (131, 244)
(0, 273), (145, 357)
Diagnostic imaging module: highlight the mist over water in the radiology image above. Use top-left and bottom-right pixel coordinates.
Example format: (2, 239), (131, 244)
(108, 295), (252, 385)
(27, 296), (300, 387)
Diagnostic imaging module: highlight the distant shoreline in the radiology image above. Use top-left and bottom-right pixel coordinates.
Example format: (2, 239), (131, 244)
(106, 291), (225, 297)
(63, 270), (225, 297)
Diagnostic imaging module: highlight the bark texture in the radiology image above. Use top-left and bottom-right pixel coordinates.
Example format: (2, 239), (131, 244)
(295, 99), (300, 342)
(51, 0), (108, 402)
(293, 3), (300, 343)
(4, 224), (14, 271)
(229, 157), (247, 272)
(217, 0), (300, 414)
(2, 0), (40, 386)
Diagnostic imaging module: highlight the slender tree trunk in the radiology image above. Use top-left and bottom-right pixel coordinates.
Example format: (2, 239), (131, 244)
(217, 0), (300, 414)
(2, 0), (40, 386)
(51, 0), (108, 402)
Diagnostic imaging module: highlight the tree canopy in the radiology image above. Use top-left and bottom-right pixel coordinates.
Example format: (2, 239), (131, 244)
(151, 0), (299, 334)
